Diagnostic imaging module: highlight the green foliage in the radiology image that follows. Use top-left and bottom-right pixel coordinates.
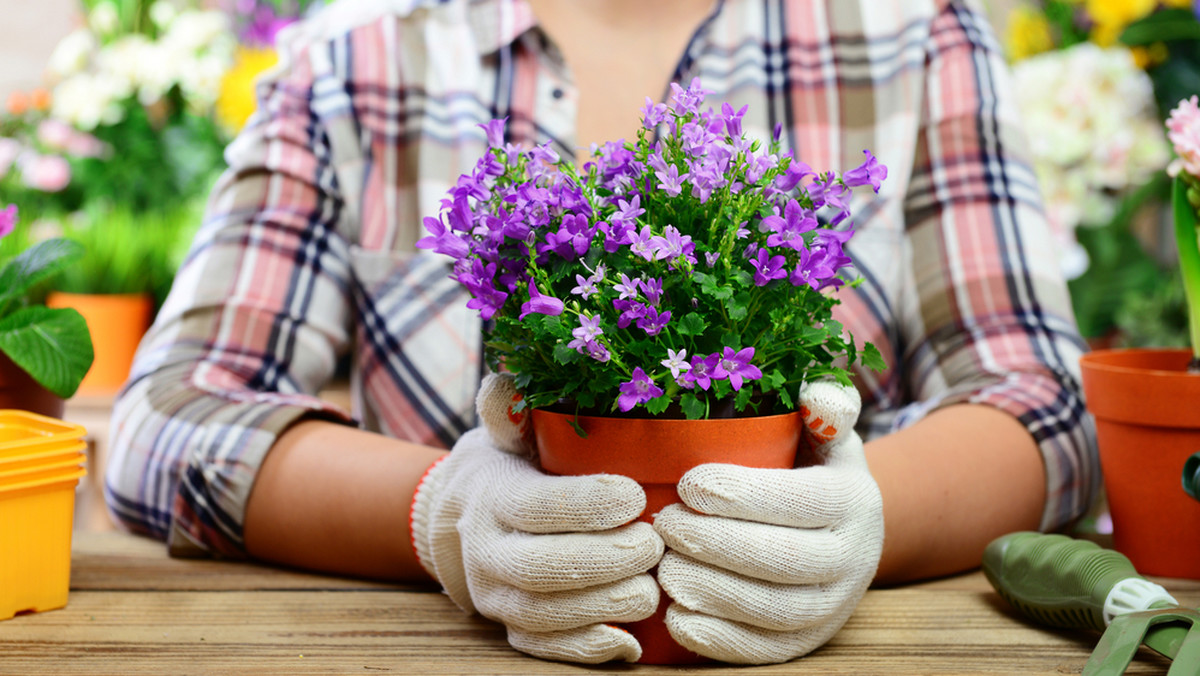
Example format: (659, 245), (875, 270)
(0, 237), (94, 398)
(52, 198), (205, 305)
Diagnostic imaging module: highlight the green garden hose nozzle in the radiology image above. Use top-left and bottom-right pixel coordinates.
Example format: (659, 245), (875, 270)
(1184, 451), (1200, 502)
(984, 532), (1200, 675)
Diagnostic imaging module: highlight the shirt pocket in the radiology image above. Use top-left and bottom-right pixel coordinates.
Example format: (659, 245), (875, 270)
(348, 245), (481, 448)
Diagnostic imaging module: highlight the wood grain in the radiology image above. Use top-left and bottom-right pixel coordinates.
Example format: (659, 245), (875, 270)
(0, 531), (1194, 675)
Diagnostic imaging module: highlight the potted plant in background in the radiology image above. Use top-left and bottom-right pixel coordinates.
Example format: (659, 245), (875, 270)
(0, 204), (94, 418)
(1079, 95), (1200, 580)
(420, 79), (885, 662)
(45, 200), (200, 395)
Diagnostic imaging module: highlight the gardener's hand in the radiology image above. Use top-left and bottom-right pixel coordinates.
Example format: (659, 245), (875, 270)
(652, 381), (884, 664)
(410, 374), (664, 664)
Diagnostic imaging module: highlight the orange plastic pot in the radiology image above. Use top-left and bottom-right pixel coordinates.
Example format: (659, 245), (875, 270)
(0, 352), (63, 419)
(531, 409), (803, 664)
(1079, 348), (1200, 579)
(46, 292), (152, 395)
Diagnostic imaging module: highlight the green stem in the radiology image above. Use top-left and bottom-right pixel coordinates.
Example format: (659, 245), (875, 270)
(1172, 177), (1200, 368)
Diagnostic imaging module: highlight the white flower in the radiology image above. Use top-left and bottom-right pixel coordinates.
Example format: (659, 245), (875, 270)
(161, 10), (230, 54)
(51, 73), (125, 130)
(1012, 43), (1169, 279)
(89, 1), (120, 37)
(149, 0), (177, 30)
(47, 29), (96, 79)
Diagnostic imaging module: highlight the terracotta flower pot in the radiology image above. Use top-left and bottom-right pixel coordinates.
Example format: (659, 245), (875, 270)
(1079, 348), (1200, 579)
(0, 352), (63, 419)
(45, 292), (153, 395)
(531, 409), (803, 664)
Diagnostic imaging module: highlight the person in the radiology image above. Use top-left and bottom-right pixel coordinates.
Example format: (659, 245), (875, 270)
(104, 0), (1099, 665)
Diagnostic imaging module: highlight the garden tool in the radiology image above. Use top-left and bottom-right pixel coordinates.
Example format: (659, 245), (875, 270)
(1185, 452), (1200, 503)
(984, 531), (1200, 675)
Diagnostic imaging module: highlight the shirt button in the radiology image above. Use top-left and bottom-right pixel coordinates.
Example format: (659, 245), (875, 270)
(552, 87), (565, 100)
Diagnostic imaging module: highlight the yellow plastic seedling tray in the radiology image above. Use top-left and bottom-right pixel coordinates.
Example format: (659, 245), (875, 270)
(0, 452), (86, 486)
(0, 467), (86, 621)
(0, 410), (87, 457)
(0, 440), (87, 471)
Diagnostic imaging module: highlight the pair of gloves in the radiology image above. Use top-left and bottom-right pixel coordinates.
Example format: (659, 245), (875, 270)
(409, 375), (884, 664)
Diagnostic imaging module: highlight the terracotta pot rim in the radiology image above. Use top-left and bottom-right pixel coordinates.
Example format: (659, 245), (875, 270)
(1080, 347), (1200, 377)
(532, 408), (803, 424)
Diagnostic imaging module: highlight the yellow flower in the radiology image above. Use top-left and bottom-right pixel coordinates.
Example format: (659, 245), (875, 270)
(215, 46), (279, 134)
(1086, 0), (1158, 45)
(1005, 5), (1055, 61)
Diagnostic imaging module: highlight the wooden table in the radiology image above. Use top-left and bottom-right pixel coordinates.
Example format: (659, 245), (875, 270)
(1, 532), (1197, 674)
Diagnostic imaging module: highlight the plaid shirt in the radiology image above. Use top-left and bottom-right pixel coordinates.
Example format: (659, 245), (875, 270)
(106, 0), (1099, 557)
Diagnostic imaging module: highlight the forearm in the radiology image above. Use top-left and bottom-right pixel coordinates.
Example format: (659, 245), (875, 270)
(865, 404), (1046, 585)
(243, 419), (446, 581)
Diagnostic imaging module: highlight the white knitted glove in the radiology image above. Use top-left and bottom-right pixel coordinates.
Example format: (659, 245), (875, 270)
(653, 381), (884, 664)
(410, 374), (664, 663)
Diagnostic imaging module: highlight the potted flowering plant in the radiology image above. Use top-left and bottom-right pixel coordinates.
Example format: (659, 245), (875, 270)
(420, 79), (884, 422)
(0, 205), (94, 418)
(420, 80), (885, 662)
(1079, 95), (1200, 580)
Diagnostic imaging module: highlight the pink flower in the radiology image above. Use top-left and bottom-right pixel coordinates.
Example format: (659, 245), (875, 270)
(20, 154), (71, 192)
(36, 120), (107, 158)
(1167, 95), (1200, 178)
(0, 138), (19, 180)
(0, 204), (16, 241)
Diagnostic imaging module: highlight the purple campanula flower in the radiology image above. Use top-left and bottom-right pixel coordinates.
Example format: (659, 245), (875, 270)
(416, 216), (469, 260)
(567, 314), (605, 356)
(668, 77), (711, 116)
(762, 199), (817, 251)
(617, 368), (664, 412)
(586, 341), (611, 363)
(683, 353), (720, 391)
(570, 273), (599, 299)
(790, 245), (837, 291)
(641, 97), (668, 129)
(750, 249), (788, 286)
(710, 346), (762, 391)
(721, 102), (748, 140)
(704, 251), (720, 267)
(649, 225), (696, 265)
(636, 307), (671, 336)
(655, 163), (689, 197)
(502, 142), (523, 165)
(518, 279), (565, 320)
(613, 299), (648, 329)
(843, 150), (887, 193)
(613, 273), (640, 300)
(639, 277), (663, 306)
(599, 219), (634, 253)
(661, 348), (691, 380)
(774, 156), (815, 192)
(614, 194), (645, 222)
(629, 225), (657, 261)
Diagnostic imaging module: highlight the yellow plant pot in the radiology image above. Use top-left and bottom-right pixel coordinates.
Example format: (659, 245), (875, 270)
(0, 410), (88, 621)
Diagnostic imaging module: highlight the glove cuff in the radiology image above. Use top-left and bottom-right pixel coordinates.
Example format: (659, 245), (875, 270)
(409, 453), (450, 580)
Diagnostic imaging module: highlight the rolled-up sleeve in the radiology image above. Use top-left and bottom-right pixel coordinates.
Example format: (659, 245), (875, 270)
(105, 38), (356, 557)
(894, 0), (1100, 531)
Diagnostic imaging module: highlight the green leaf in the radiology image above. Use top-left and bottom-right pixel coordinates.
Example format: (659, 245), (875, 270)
(1172, 177), (1200, 361)
(733, 385), (753, 410)
(0, 306), (94, 398)
(677, 312), (707, 337)
(1120, 9), (1200, 46)
(552, 342), (580, 365)
(860, 342), (886, 372)
(567, 416), (589, 439)
(697, 272), (733, 300)
(728, 291), (752, 322)
(645, 395), (671, 415)
(680, 393), (706, 420)
(0, 238), (85, 310)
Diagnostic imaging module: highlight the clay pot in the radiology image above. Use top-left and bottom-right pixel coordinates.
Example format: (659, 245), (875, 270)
(1079, 348), (1200, 579)
(0, 352), (64, 419)
(46, 292), (152, 395)
(531, 409), (803, 664)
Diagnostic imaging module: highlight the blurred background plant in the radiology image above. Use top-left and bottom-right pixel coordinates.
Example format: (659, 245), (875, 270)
(0, 0), (331, 310)
(1004, 0), (1200, 346)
